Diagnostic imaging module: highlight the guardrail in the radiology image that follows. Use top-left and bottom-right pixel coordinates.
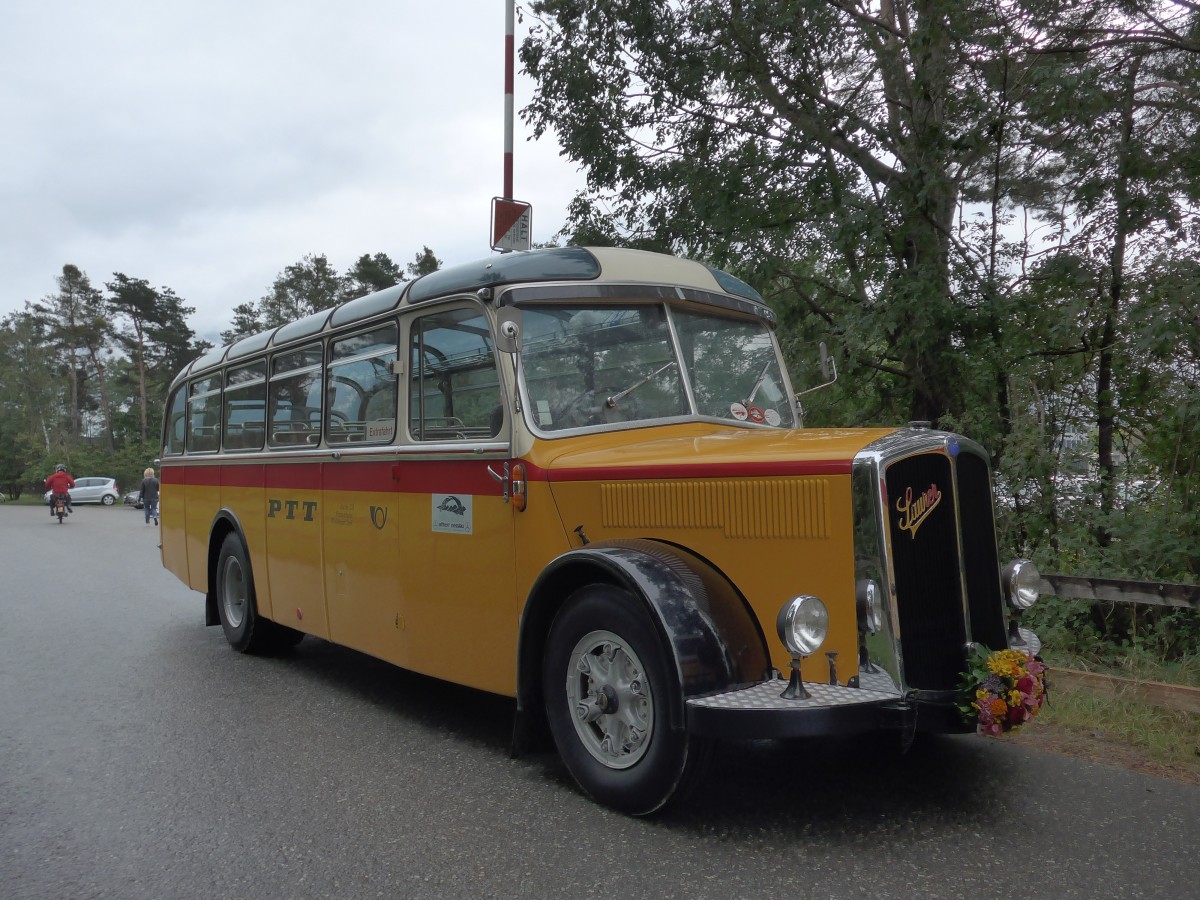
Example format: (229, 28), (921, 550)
(1036, 572), (1199, 713)
(1038, 573), (1200, 611)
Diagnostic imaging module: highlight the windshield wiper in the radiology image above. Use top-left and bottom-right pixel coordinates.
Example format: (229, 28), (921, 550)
(606, 361), (677, 408)
(744, 358), (773, 406)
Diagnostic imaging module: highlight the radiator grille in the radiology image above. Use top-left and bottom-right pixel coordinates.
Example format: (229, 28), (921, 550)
(956, 452), (1008, 652)
(601, 478), (829, 540)
(884, 453), (966, 690)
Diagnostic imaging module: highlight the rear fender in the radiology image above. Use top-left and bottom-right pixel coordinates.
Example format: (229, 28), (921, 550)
(205, 510), (248, 627)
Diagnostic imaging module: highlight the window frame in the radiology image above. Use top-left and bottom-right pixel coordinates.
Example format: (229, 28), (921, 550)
(406, 302), (506, 444)
(186, 374), (223, 454)
(325, 322), (399, 446)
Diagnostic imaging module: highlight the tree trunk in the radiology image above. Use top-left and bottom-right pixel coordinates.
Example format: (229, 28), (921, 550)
(135, 320), (148, 441)
(893, 1), (962, 423)
(1096, 57), (1141, 548)
(87, 345), (115, 452)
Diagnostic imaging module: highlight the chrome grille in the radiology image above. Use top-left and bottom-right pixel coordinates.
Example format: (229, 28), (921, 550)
(856, 432), (1008, 694)
(884, 452), (966, 690)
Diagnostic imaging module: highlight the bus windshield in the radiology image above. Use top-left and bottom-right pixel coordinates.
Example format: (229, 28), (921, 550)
(517, 304), (794, 432)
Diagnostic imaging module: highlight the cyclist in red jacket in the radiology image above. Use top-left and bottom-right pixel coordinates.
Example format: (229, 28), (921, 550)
(44, 464), (75, 516)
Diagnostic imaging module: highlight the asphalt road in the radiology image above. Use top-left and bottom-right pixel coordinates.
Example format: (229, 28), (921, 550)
(1, 502), (1197, 899)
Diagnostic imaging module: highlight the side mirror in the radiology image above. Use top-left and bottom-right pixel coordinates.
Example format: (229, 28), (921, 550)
(819, 341), (835, 381)
(495, 308), (523, 353)
(795, 340), (839, 404)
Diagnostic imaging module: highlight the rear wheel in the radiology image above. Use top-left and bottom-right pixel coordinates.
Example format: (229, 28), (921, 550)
(215, 533), (282, 653)
(101, 494), (116, 506)
(542, 584), (709, 815)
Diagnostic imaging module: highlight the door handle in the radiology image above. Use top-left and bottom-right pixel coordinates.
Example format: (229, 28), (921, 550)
(487, 462), (510, 502)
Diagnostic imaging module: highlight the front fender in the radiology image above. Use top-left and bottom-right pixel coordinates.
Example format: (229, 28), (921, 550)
(515, 539), (769, 742)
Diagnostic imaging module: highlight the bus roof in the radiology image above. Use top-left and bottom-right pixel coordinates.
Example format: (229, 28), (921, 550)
(171, 247), (770, 389)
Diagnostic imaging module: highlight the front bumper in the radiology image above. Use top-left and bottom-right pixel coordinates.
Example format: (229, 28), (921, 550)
(685, 673), (971, 740)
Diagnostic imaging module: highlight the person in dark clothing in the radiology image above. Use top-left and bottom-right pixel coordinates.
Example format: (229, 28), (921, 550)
(138, 467), (160, 525)
(44, 464), (74, 516)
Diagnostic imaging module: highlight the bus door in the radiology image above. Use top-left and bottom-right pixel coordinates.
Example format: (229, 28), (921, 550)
(320, 322), (406, 663)
(397, 304), (517, 695)
(264, 344), (329, 639)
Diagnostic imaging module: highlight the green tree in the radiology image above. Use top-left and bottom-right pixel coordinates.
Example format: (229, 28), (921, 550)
(106, 274), (200, 441)
(32, 264), (116, 449)
(407, 246), (442, 279)
(220, 302), (263, 346)
(1027, 6), (1200, 544)
(0, 310), (59, 448)
(346, 252), (406, 296)
(521, 0), (1079, 426)
(258, 253), (347, 328)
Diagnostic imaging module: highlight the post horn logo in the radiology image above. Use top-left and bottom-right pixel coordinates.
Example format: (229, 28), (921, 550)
(370, 505), (388, 530)
(895, 483), (942, 539)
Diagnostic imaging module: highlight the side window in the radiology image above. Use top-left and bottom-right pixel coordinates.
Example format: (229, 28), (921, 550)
(268, 343), (323, 447)
(187, 375), (222, 453)
(327, 323), (398, 445)
(224, 361), (267, 451)
(164, 385), (186, 455)
(409, 307), (503, 442)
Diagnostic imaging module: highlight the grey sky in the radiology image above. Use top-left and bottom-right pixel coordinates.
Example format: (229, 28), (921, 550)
(0, 1), (583, 343)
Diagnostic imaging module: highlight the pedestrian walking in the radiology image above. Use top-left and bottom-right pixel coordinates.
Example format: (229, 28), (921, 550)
(139, 467), (160, 525)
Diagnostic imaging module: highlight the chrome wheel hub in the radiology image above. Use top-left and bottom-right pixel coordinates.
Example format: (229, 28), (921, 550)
(566, 630), (654, 769)
(221, 556), (247, 629)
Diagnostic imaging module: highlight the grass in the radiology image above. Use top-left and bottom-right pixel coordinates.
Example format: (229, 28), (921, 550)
(1008, 674), (1200, 785)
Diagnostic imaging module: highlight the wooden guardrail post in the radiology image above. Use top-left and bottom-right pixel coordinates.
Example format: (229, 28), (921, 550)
(1049, 668), (1200, 715)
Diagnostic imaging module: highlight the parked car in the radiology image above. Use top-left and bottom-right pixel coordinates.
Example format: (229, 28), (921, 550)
(123, 490), (143, 509)
(44, 476), (121, 506)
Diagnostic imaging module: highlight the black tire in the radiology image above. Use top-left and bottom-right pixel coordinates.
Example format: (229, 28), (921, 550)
(542, 584), (709, 815)
(214, 533), (278, 654)
(101, 494), (116, 506)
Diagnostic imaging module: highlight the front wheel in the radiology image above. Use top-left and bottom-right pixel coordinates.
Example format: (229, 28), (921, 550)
(542, 584), (709, 815)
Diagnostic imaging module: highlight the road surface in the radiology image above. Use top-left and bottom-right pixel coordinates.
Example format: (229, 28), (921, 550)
(1, 504), (1196, 898)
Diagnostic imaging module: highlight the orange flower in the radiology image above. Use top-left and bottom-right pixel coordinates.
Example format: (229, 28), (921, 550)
(988, 697), (1008, 717)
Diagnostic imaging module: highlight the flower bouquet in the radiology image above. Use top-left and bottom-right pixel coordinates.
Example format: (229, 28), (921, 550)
(958, 646), (1047, 736)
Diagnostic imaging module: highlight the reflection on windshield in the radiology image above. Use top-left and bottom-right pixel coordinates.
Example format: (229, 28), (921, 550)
(518, 304), (794, 432)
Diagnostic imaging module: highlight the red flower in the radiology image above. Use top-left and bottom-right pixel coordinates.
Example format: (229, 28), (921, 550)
(1007, 706), (1025, 725)
(1017, 675), (1035, 693)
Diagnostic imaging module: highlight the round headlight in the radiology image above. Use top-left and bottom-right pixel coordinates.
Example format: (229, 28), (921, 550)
(776, 595), (829, 656)
(1003, 559), (1041, 609)
(856, 579), (883, 634)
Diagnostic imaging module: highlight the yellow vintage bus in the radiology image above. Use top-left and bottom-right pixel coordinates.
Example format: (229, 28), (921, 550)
(160, 246), (1041, 814)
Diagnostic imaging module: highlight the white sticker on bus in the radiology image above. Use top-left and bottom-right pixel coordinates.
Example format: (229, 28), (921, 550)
(432, 494), (473, 534)
(365, 418), (395, 441)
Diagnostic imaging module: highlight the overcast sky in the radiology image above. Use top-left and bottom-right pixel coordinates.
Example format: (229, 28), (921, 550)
(0, 1), (585, 343)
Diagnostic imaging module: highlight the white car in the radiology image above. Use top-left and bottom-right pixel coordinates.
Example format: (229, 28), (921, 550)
(44, 476), (121, 506)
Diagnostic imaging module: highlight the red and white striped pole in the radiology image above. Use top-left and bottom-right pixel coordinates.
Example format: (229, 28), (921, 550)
(504, 0), (515, 201)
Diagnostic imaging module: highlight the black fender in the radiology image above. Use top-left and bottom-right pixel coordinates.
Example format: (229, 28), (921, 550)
(513, 539), (769, 753)
(204, 509), (251, 627)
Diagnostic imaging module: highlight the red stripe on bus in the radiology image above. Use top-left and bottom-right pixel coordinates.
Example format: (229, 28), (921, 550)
(163, 459), (503, 495)
(161, 455), (852, 492)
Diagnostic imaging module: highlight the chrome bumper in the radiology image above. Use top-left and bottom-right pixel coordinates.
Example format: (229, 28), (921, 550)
(685, 670), (968, 740)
